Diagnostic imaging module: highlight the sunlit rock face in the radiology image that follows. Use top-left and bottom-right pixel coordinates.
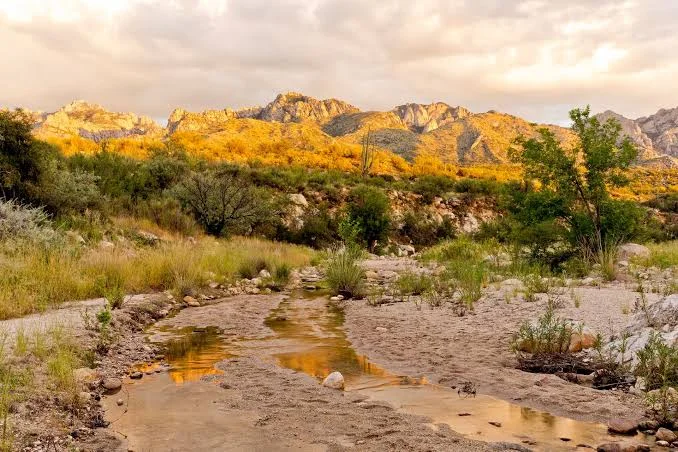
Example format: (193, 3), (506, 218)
(26, 100), (163, 142)
(638, 107), (678, 157)
(254, 92), (359, 123)
(392, 102), (471, 133)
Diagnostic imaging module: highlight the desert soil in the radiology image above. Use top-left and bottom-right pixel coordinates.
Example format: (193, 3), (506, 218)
(344, 257), (658, 423)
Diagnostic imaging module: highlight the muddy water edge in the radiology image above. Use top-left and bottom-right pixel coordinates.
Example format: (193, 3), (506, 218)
(103, 293), (654, 451)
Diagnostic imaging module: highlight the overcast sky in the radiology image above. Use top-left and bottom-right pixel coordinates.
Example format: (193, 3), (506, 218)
(1, 0), (677, 125)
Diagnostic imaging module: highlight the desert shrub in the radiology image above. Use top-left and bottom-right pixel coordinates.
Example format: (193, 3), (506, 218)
(396, 271), (433, 296)
(636, 332), (678, 392)
(133, 197), (199, 236)
(447, 260), (486, 308)
(512, 307), (574, 356)
(453, 178), (502, 196)
(412, 175), (455, 203)
(287, 206), (339, 249)
(325, 248), (365, 298)
(0, 199), (57, 243)
(346, 185), (391, 251)
(176, 170), (272, 237)
(399, 211), (455, 247)
(237, 256), (272, 280)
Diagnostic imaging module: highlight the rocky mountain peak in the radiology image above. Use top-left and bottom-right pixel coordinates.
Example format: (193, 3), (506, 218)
(637, 107), (678, 157)
(30, 101), (162, 142)
(595, 110), (656, 160)
(255, 91), (359, 123)
(393, 102), (471, 133)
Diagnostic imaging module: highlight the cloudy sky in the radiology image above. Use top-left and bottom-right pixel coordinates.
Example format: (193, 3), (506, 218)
(1, 0), (676, 125)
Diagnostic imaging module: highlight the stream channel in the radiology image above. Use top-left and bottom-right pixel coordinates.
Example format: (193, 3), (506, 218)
(104, 292), (654, 451)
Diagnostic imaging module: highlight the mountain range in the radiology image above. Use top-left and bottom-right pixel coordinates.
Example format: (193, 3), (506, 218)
(15, 92), (678, 168)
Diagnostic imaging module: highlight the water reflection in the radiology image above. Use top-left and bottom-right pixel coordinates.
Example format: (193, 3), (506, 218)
(150, 326), (233, 384)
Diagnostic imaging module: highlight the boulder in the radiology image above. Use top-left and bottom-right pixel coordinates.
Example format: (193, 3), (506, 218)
(322, 371), (345, 390)
(569, 331), (597, 353)
(656, 428), (677, 443)
(288, 193), (308, 207)
(102, 378), (122, 392)
(607, 419), (638, 435)
(618, 243), (650, 260)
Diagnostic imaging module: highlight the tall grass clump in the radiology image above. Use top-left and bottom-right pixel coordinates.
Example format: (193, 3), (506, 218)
(325, 247), (365, 299)
(635, 241), (678, 269)
(0, 235), (314, 320)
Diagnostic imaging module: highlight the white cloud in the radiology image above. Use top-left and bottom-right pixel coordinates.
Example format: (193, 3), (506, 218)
(0, 0), (676, 124)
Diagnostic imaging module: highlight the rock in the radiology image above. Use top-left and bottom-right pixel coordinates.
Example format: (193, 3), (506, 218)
(99, 240), (115, 249)
(208, 282), (219, 289)
(157, 309), (169, 318)
(116, 398), (124, 406)
(322, 371), (345, 390)
(365, 271), (379, 280)
(634, 377), (647, 392)
(637, 419), (659, 431)
(656, 440), (670, 447)
(618, 243), (650, 260)
(130, 372), (143, 380)
(596, 442), (650, 452)
(329, 296), (342, 301)
(569, 331), (597, 353)
(488, 421), (502, 427)
(398, 244), (416, 256)
(656, 428), (677, 443)
(74, 368), (100, 386)
(375, 327), (388, 332)
(607, 419), (638, 435)
(183, 296), (200, 307)
(137, 230), (160, 244)
(288, 193), (308, 207)
(102, 378), (122, 391)
(77, 392), (91, 404)
(259, 269), (271, 279)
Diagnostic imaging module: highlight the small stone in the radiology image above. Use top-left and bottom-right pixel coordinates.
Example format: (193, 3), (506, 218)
(183, 296), (200, 307)
(130, 372), (143, 380)
(77, 392), (91, 404)
(656, 428), (677, 443)
(375, 327), (388, 332)
(322, 371), (345, 390)
(329, 296), (341, 301)
(116, 399), (124, 406)
(489, 421), (502, 427)
(656, 440), (670, 447)
(102, 378), (122, 391)
(208, 282), (219, 289)
(259, 269), (271, 279)
(458, 413), (472, 416)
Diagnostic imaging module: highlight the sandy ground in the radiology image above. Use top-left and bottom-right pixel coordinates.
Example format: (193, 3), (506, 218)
(106, 294), (491, 452)
(344, 259), (660, 423)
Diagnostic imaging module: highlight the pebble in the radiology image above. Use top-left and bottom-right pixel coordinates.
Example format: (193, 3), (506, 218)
(130, 372), (143, 380)
(116, 399), (124, 406)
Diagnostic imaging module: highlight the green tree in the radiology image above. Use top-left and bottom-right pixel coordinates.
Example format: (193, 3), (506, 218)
(0, 110), (57, 202)
(346, 185), (390, 251)
(510, 106), (639, 257)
